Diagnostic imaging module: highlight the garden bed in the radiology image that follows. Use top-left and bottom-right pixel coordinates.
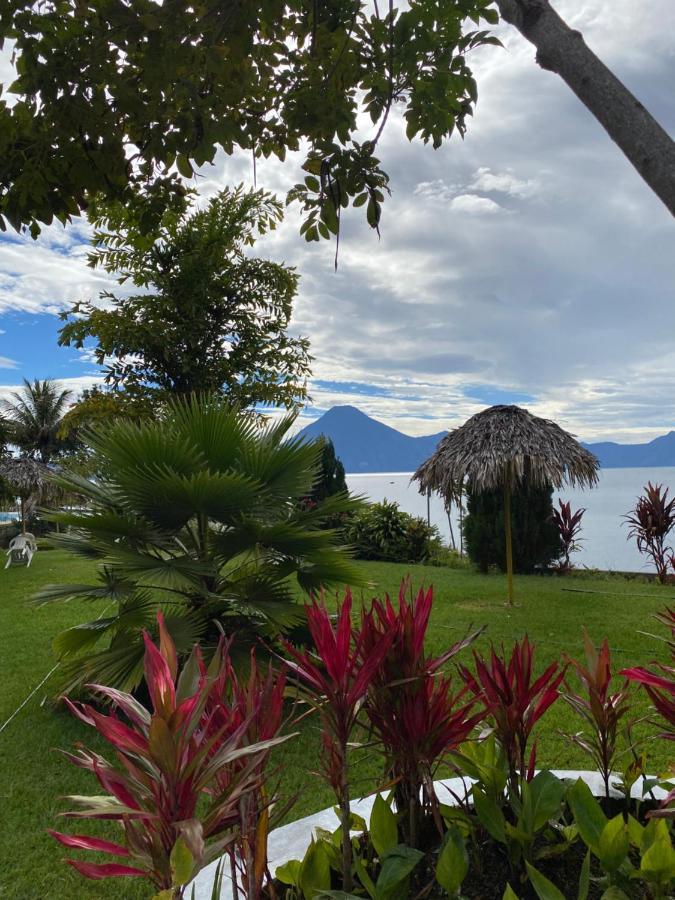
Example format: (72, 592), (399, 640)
(190, 772), (670, 899)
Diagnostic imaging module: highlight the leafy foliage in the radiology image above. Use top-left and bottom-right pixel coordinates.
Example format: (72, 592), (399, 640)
(35, 397), (362, 692)
(623, 607), (675, 743)
(562, 630), (632, 797)
(624, 483), (675, 583)
(345, 499), (439, 563)
(551, 499), (586, 572)
(1, 1), (499, 239)
(283, 589), (394, 891)
(59, 386), (157, 440)
(58, 187), (312, 410)
(359, 583), (483, 847)
(460, 636), (566, 793)
(1, 378), (74, 462)
(463, 478), (563, 574)
(200, 646), (290, 899)
(50, 612), (292, 896)
(303, 437), (348, 504)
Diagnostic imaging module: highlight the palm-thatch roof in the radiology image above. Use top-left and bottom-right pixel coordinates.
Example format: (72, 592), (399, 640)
(413, 405), (599, 497)
(0, 456), (53, 497)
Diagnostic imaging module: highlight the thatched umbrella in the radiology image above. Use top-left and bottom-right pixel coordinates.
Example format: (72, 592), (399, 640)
(0, 457), (53, 534)
(413, 405), (599, 604)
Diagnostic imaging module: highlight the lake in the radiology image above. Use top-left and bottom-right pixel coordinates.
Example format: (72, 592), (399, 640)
(346, 467), (675, 574)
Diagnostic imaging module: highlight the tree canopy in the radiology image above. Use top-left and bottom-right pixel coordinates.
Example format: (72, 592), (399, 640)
(58, 186), (312, 409)
(0, 0), (498, 239)
(1, 378), (74, 462)
(2, 0), (673, 243)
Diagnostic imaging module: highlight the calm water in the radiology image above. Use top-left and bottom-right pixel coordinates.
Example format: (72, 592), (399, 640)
(346, 467), (675, 573)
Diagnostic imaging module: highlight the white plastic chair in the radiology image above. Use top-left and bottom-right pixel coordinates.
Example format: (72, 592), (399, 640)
(4, 533), (38, 569)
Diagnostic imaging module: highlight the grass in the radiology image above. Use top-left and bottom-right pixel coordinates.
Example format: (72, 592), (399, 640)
(1, 551), (673, 898)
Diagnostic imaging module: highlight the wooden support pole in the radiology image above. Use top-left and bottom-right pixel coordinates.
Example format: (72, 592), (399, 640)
(504, 466), (514, 605)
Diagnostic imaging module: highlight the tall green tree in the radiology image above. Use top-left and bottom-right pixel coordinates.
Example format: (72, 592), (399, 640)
(35, 396), (362, 692)
(463, 477), (562, 574)
(1, 0), (673, 240)
(58, 187), (312, 410)
(1, 378), (73, 463)
(309, 437), (348, 503)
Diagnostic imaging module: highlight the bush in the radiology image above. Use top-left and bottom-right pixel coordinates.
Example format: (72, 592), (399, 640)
(35, 397), (363, 693)
(463, 478), (562, 574)
(345, 499), (439, 563)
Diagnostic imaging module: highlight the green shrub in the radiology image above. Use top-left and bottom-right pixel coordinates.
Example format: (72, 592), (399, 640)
(463, 478), (562, 574)
(345, 499), (440, 563)
(34, 397), (363, 693)
(423, 542), (470, 569)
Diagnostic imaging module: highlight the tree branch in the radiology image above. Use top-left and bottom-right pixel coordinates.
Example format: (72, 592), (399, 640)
(496, 0), (675, 216)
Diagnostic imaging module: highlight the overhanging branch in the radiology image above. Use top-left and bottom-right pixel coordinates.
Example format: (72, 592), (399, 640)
(495, 0), (675, 216)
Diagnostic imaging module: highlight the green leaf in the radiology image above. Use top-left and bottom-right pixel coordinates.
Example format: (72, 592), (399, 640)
(598, 815), (629, 873)
(435, 827), (469, 895)
(170, 837), (194, 886)
(503, 885), (520, 900)
(639, 830), (675, 882)
(298, 840), (331, 896)
(473, 786), (507, 843)
(370, 794), (398, 858)
(567, 778), (607, 855)
(275, 859), (301, 886)
(528, 770), (565, 831)
(176, 154), (193, 178)
(315, 893), (362, 899)
(376, 845), (424, 896)
(598, 889), (630, 900)
(525, 862), (566, 900)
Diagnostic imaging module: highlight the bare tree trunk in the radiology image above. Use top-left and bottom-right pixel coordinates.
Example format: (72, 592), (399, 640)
(496, 0), (675, 216)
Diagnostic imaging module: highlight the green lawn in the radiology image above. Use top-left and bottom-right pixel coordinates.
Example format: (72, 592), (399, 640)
(1, 551), (673, 899)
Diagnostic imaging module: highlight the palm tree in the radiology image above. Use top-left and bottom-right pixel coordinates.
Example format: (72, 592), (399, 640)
(1, 379), (73, 462)
(34, 396), (363, 692)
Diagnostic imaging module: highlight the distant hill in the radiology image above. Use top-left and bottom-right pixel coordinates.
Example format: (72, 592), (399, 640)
(583, 431), (675, 468)
(298, 406), (675, 473)
(297, 406), (446, 473)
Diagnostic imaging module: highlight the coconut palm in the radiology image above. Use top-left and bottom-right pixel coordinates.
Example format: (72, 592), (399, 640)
(413, 405), (599, 605)
(2, 379), (73, 462)
(35, 396), (363, 692)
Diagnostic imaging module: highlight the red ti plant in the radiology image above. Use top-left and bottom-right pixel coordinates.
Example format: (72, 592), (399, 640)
(282, 589), (393, 892)
(50, 613), (290, 898)
(460, 636), (566, 796)
(201, 647), (288, 900)
(624, 482), (675, 583)
(562, 629), (632, 798)
(551, 499), (586, 571)
(622, 607), (675, 742)
(359, 582), (484, 847)
(622, 608), (675, 819)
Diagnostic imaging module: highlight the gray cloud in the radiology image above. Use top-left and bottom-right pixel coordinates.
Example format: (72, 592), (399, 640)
(0, 0), (674, 443)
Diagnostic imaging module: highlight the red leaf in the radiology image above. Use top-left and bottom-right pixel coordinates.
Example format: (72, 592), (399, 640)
(65, 860), (147, 879)
(48, 830), (129, 856)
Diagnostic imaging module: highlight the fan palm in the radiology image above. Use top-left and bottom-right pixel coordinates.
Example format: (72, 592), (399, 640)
(1, 378), (73, 462)
(35, 397), (363, 692)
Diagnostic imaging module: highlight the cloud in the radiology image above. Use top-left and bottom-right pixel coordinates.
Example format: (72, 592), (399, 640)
(448, 193), (504, 215)
(468, 167), (540, 199)
(0, 356), (17, 368)
(0, 0), (674, 445)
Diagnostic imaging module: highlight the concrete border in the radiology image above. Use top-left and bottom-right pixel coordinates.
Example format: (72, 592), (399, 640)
(189, 771), (669, 899)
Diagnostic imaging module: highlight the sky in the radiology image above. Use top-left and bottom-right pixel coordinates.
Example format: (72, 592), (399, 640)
(1, 0), (674, 444)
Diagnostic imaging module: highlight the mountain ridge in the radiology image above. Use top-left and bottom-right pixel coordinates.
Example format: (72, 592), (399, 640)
(297, 405), (675, 473)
